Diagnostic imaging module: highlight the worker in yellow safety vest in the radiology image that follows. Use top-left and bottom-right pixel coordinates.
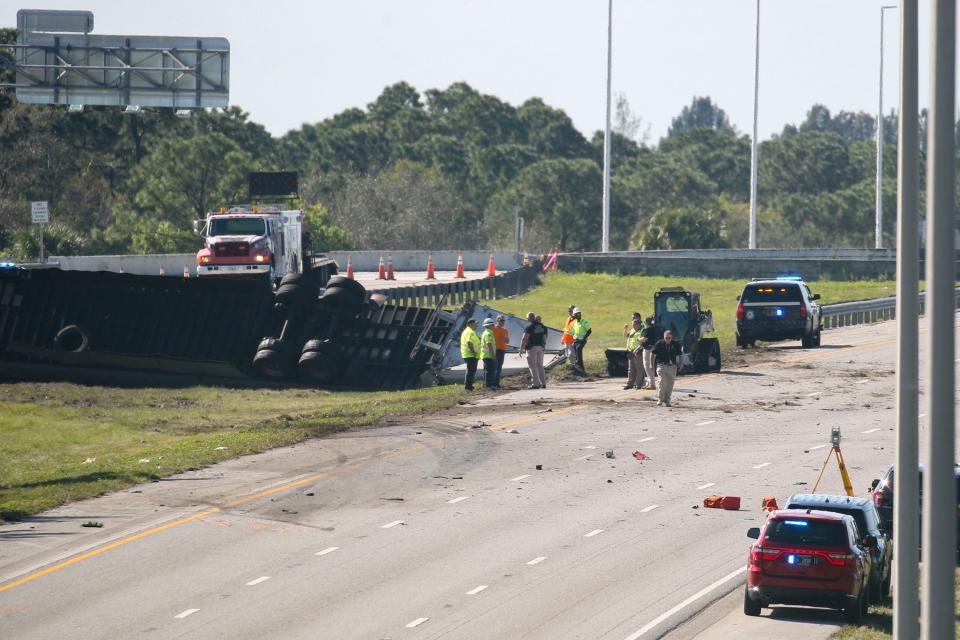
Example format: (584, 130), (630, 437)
(565, 307), (592, 373)
(480, 317), (498, 389)
(623, 317), (645, 390)
(460, 318), (481, 390)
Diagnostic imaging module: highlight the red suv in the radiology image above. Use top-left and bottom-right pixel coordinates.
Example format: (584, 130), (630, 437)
(744, 509), (873, 622)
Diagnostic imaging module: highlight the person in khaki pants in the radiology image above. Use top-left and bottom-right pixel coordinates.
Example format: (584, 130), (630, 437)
(622, 317), (644, 390)
(652, 330), (682, 406)
(519, 312), (548, 389)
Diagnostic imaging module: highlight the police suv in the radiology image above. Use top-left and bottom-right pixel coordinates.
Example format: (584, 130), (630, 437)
(735, 276), (822, 348)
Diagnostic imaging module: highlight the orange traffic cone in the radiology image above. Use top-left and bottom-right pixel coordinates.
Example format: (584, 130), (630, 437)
(346, 255), (354, 279)
(183, 263), (190, 278)
(455, 252), (466, 279)
(425, 254), (436, 280)
(386, 254), (396, 280)
(377, 252), (386, 280)
(486, 253), (496, 277)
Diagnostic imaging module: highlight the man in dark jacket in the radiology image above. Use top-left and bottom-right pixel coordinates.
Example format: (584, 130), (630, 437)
(652, 330), (683, 406)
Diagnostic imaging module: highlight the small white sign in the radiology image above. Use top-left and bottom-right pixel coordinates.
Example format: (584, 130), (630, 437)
(31, 201), (49, 224)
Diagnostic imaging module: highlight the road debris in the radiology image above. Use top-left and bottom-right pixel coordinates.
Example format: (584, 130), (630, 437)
(632, 451), (650, 460)
(82, 457), (96, 464)
(605, 450), (615, 459)
(535, 464), (543, 470)
(82, 521), (103, 528)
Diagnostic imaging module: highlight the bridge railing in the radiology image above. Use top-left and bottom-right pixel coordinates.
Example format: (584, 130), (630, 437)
(821, 288), (960, 329)
(369, 265), (541, 308)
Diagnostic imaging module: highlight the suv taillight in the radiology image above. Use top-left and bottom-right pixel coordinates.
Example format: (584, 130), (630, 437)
(737, 303), (745, 319)
(800, 305), (808, 318)
(750, 547), (783, 563)
(825, 552), (855, 566)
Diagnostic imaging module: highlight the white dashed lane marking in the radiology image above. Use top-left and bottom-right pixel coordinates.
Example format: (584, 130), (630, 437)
(696, 482), (715, 490)
(527, 556), (547, 565)
(584, 529), (604, 538)
(636, 437), (656, 443)
(752, 462), (771, 469)
(175, 609), (199, 619)
(808, 444), (830, 451)
(641, 504), (660, 513)
(381, 520), (404, 529)
(574, 454), (593, 461)
(511, 474), (530, 481)
(584, 446), (597, 449)
(315, 546), (339, 556)
(805, 391), (823, 397)
(856, 380), (870, 385)
(447, 496), (469, 504)
(862, 428), (880, 434)
(246, 576), (270, 586)
(696, 420), (716, 426)
(405, 617), (429, 628)
(466, 585), (488, 595)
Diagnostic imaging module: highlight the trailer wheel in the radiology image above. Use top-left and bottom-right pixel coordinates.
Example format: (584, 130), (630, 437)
(257, 337), (289, 353)
(54, 324), (90, 353)
(298, 342), (345, 383)
(253, 348), (293, 380)
(275, 272), (319, 305)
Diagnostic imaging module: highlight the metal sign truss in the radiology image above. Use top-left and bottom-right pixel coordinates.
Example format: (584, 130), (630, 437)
(1, 10), (230, 109)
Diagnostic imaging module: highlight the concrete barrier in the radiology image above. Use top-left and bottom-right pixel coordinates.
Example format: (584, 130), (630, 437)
(50, 250), (522, 276)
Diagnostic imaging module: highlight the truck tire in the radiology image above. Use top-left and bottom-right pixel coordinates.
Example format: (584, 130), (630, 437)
(257, 337), (289, 353)
(843, 590), (866, 624)
(275, 272), (320, 305)
(253, 347), (293, 380)
(298, 340), (345, 383)
(320, 276), (367, 315)
(54, 324), (90, 353)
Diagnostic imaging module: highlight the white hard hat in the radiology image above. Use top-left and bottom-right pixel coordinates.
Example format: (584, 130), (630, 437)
(572, 307), (582, 314)
(482, 318), (495, 326)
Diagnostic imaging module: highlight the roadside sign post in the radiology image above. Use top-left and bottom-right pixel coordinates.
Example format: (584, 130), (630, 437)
(31, 201), (48, 263)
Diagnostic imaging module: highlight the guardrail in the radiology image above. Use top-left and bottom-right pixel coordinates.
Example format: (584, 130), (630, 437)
(370, 265), (541, 307)
(821, 288), (960, 329)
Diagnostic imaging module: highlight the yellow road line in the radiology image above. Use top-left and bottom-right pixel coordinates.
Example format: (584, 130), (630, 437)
(0, 508), (220, 594)
(0, 438), (453, 593)
(488, 404), (587, 432)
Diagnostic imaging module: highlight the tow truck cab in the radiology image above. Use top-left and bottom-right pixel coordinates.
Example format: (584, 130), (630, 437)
(196, 207), (303, 284)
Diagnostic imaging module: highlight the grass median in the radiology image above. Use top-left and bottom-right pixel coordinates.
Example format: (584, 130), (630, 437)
(0, 383), (465, 521)
(831, 569), (960, 639)
(492, 272), (898, 374)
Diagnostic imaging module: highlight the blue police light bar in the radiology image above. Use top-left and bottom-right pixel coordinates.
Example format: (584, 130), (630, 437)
(0, 261), (17, 269)
(776, 274), (804, 281)
(784, 520), (809, 526)
(775, 308), (784, 317)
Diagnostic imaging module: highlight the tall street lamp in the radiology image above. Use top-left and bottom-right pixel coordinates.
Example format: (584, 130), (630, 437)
(748, 0), (760, 250)
(601, 0), (613, 253)
(877, 5), (897, 250)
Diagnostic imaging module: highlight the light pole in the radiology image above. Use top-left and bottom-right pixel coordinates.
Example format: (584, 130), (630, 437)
(748, 0), (760, 249)
(877, 5), (897, 250)
(923, 0), (956, 636)
(601, 0), (613, 253)
(893, 1), (919, 638)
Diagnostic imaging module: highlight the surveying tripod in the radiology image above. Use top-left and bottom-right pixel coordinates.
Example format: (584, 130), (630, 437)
(810, 426), (855, 497)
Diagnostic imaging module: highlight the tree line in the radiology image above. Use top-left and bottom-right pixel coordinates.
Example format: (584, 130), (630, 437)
(0, 28), (946, 259)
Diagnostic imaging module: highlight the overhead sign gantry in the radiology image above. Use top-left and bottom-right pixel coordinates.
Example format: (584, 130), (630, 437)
(2, 9), (229, 109)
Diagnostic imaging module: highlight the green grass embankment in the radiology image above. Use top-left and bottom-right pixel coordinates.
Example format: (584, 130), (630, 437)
(0, 384), (465, 520)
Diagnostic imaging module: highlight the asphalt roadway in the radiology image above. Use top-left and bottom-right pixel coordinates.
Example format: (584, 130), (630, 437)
(1, 316), (957, 640)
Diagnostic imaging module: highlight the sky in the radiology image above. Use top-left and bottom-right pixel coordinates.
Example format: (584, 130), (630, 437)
(4, 1), (944, 142)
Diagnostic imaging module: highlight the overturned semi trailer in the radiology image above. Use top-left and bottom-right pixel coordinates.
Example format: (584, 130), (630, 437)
(0, 263), (456, 390)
